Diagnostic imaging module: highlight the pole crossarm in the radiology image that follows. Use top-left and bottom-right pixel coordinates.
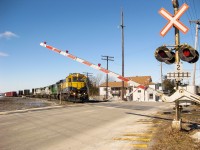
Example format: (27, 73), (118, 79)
(101, 55), (114, 99)
(189, 19), (200, 25)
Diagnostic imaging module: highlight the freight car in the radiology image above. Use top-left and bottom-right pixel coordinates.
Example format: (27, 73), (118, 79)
(33, 88), (42, 98)
(24, 89), (30, 96)
(18, 90), (23, 96)
(33, 87), (49, 98)
(5, 91), (17, 97)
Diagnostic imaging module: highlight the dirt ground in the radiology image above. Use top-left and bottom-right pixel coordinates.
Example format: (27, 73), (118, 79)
(0, 96), (102, 112)
(150, 105), (200, 150)
(0, 97), (61, 112)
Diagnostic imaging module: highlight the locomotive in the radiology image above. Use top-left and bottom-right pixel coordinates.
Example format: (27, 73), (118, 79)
(59, 73), (88, 101)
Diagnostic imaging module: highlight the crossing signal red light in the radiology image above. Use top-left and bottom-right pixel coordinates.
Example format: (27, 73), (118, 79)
(155, 46), (175, 64)
(178, 44), (199, 63)
(183, 49), (190, 57)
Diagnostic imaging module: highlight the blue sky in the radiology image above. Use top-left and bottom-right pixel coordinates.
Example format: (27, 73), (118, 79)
(0, 0), (200, 92)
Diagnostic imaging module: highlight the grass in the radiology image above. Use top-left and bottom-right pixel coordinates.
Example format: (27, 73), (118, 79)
(150, 105), (200, 150)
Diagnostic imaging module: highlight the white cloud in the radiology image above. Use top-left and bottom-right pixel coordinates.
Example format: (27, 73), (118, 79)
(0, 31), (18, 39)
(0, 52), (9, 57)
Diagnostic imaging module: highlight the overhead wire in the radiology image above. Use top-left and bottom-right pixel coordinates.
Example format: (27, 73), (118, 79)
(181, 0), (197, 45)
(183, 0), (194, 19)
(192, 0), (198, 19)
(187, 0), (197, 19)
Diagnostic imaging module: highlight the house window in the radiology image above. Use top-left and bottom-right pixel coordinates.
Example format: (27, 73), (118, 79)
(111, 87), (120, 90)
(138, 90), (141, 93)
(104, 88), (107, 91)
(149, 93), (153, 99)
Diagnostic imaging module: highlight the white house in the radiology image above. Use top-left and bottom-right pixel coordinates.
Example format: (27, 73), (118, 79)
(99, 76), (160, 102)
(99, 81), (129, 99)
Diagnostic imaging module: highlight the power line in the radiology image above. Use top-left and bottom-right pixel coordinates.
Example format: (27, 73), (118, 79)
(184, 0), (193, 19)
(192, 0), (198, 19)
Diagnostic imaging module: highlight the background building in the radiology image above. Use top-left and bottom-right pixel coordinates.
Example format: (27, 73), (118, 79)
(99, 76), (160, 101)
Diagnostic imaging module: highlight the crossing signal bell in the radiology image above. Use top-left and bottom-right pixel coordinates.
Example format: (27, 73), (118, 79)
(155, 46), (175, 64)
(178, 44), (199, 63)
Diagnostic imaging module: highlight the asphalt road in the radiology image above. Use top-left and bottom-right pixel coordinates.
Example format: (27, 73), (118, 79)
(0, 101), (173, 150)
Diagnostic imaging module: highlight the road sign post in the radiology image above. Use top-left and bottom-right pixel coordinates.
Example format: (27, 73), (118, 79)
(159, 0), (190, 130)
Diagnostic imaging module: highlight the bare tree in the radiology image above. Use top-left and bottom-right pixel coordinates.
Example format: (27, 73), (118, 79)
(103, 76), (115, 83)
(90, 73), (103, 87)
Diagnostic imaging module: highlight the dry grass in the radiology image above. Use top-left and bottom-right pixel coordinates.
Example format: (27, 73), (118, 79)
(151, 105), (200, 150)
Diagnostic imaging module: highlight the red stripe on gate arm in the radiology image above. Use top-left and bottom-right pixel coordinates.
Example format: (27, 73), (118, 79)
(46, 45), (61, 53)
(82, 61), (92, 66)
(68, 54), (76, 59)
(46, 45), (54, 50)
(100, 68), (109, 74)
(118, 76), (130, 82)
(53, 48), (61, 53)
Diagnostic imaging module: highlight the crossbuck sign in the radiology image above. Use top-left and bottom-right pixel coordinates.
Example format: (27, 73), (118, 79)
(159, 3), (189, 37)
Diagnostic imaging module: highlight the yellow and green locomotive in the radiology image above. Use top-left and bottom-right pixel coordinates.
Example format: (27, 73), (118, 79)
(59, 73), (88, 101)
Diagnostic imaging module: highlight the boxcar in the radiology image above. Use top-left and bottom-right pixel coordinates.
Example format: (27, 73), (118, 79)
(5, 91), (17, 97)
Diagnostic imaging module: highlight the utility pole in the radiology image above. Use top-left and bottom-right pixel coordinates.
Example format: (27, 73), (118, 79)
(120, 8), (125, 100)
(190, 20), (200, 86)
(83, 72), (93, 97)
(172, 0), (181, 129)
(101, 56), (114, 99)
(161, 62), (163, 91)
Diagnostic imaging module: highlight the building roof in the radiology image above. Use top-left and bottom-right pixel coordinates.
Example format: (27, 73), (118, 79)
(99, 76), (153, 87)
(99, 81), (129, 88)
(127, 76), (152, 85)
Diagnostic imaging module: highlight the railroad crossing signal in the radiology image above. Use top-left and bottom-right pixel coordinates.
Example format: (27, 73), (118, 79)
(178, 44), (199, 63)
(159, 3), (189, 37)
(154, 46), (175, 64)
(155, 44), (199, 64)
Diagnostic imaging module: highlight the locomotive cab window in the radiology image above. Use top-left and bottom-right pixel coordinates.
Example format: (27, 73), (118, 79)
(72, 77), (84, 82)
(73, 77), (78, 82)
(78, 77), (84, 82)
